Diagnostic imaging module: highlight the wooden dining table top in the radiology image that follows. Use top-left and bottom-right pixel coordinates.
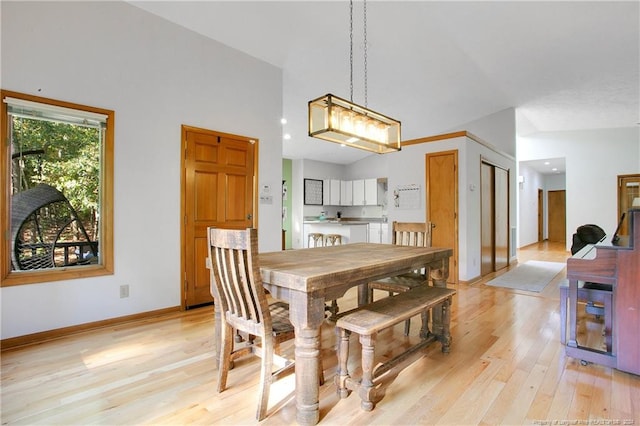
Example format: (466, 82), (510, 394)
(258, 243), (452, 293)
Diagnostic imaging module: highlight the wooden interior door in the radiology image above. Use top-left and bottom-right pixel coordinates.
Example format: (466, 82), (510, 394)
(494, 167), (509, 271)
(480, 163), (494, 276)
(426, 150), (458, 284)
(181, 126), (256, 308)
(547, 190), (566, 243)
(481, 161), (510, 276)
(618, 174), (640, 236)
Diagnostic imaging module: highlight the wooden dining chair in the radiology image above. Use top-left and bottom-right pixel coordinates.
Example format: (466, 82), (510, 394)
(368, 221), (433, 335)
(207, 227), (323, 421)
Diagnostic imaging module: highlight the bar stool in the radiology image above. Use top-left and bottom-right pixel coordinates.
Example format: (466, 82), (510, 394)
(325, 234), (343, 246)
(308, 233), (324, 248)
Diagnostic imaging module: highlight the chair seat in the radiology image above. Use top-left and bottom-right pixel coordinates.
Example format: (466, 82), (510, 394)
(269, 301), (295, 334)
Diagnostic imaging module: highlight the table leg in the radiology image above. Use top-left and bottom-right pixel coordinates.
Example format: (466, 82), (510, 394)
(357, 283), (370, 306)
(289, 292), (326, 426)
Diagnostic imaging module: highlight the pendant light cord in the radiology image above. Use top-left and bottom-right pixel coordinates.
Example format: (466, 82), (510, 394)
(349, 0), (354, 103)
(363, 0), (368, 108)
(348, 0), (368, 107)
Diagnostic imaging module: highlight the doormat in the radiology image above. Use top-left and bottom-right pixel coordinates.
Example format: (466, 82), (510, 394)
(486, 260), (565, 293)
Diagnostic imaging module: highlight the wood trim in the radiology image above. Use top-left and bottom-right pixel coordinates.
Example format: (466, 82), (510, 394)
(1, 306), (181, 351)
(617, 174), (640, 236)
(480, 155), (510, 172)
(425, 150), (459, 284)
(458, 275), (482, 286)
(402, 131), (467, 146)
(1, 89), (115, 287)
(466, 131), (515, 161)
(253, 138), (259, 230)
(402, 130), (515, 162)
(180, 125), (188, 308)
(179, 125), (258, 309)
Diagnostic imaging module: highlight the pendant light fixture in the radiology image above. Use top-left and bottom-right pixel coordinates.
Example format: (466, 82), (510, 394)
(308, 0), (401, 154)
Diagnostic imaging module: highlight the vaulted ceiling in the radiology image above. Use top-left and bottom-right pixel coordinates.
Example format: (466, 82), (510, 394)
(130, 1), (639, 165)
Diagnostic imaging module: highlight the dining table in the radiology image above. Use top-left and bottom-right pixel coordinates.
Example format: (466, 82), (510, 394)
(212, 242), (452, 425)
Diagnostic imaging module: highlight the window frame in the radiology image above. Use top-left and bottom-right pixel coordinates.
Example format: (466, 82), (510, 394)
(1, 90), (114, 286)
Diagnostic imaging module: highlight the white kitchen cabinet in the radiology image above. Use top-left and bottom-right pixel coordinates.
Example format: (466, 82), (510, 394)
(368, 222), (389, 243)
(368, 223), (379, 242)
(364, 178), (378, 205)
(381, 222), (389, 243)
(352, 178), (378, 206)
(323, 179), (341, 206)
(352, 179), (365, 206)
(340, 180), (353, 206)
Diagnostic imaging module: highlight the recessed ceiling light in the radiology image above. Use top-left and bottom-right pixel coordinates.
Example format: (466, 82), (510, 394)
(552, 168), (558, 171)
(544, 161), (550, 165)
(283, 133), (291, 140)
(280, 118), (287, 125)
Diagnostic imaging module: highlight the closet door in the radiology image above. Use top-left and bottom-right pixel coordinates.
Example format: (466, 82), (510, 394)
(480, 163), (494, 276)
(494, 167), (509, 270)
(481, 161), (510, 276)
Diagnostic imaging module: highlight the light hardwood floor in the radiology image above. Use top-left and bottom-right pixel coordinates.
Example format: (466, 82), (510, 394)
(2, 242), (639, 425)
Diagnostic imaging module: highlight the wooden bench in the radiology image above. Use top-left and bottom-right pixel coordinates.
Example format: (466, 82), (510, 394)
(335, 285), (456, 411)
(559, 280), (612, 352)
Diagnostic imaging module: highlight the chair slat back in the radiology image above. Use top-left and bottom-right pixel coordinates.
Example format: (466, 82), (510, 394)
(207, 228), (271, 337)
(392, 221), (432, 247)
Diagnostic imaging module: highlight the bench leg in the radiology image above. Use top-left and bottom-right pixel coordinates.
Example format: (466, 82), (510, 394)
(419, 310), (432, 339)
(358, 333), (376, 411)
(335, 327), (351, 398)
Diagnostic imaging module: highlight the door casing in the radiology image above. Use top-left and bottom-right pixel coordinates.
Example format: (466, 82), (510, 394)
(426, 150), (458, 284)
(180, 125), (257, 309)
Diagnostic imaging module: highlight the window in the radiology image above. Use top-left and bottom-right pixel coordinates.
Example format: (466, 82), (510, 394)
(1, 90), (114, 286)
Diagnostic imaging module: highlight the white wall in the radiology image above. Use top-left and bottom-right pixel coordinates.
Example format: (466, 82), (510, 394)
(346, 134), (516, 282)
(1, 2), (284, 339)
(518, 127), (640, 249)
(453, 108), (517, 157)
(517, 164), (545, 246)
